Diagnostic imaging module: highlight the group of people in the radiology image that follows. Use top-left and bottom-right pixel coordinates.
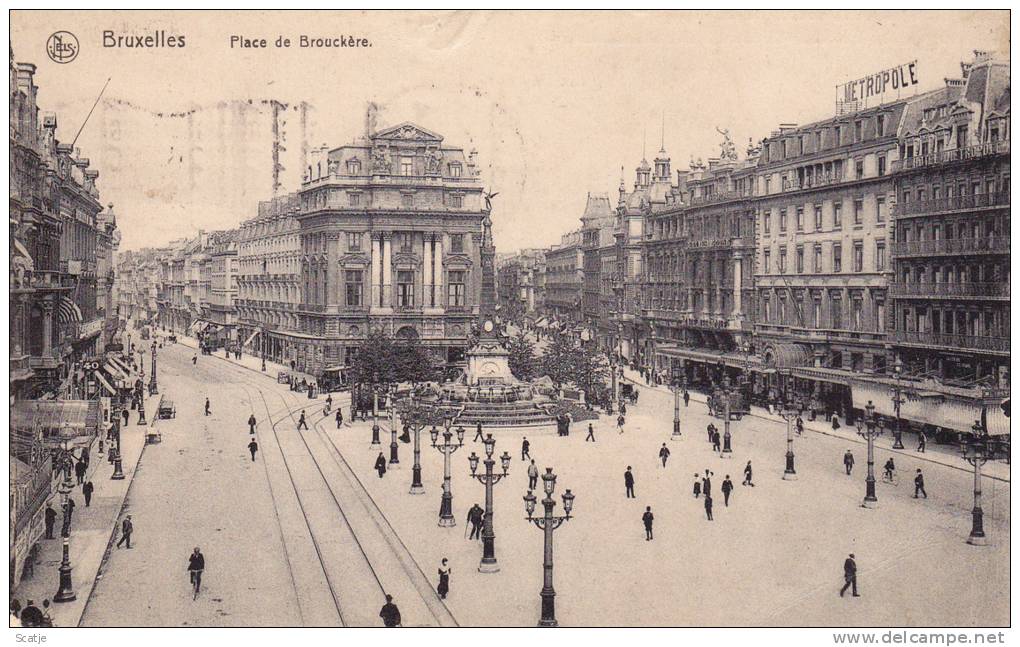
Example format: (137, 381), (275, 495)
(9, 598), (53, 628)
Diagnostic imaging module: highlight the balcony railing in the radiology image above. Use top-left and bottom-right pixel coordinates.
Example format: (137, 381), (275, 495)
(892, 140), (1010, 172)
(780, 172), (846, 193)
(894, 330), (1009, 353)
(896, 191), (1009, 217)
(891, 236), (1009, 257)
(688, 189), (755, 207)
(889, 282), (1009, 299)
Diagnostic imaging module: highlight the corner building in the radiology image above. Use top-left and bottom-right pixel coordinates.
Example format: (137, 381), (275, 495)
(291, 122), (489, 375)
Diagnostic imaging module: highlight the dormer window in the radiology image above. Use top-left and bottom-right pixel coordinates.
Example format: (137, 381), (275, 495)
(347, 158), (361, 175)
(449, 163), (462, 178)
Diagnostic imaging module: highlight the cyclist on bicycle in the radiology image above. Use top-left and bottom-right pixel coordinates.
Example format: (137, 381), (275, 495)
(883, 457), (896, 481)
(188, 547), (205, 598)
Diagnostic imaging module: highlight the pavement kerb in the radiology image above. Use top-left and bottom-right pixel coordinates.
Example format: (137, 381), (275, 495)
(76, 397), (159, 627)
(618, 373), (1010, 484)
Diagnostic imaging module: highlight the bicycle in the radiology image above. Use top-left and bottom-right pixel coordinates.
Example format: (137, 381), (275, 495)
(190, 569), (203, 600)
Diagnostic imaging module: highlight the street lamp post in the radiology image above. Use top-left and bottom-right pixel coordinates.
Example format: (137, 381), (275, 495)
(776, 395), (799, 480)
(397, 393), (435, 495)
(961, 417), (1009, 545)
(857, 400), (880, 508)
(54, 426), (77, 603)
(430, 419), (465, 527)
(720, 376), (733, 458)
(388, 386), (399, 467)
(111, 415), (125, 480)
(149, 345), (158, 395)
(670, 372), (682, 440)
(523, 468), (575, 627)
(370, 374), (381, 449)
(136, 379), (147, 426)
(891, 357), (905, 449)
(468, 434), (512, 573)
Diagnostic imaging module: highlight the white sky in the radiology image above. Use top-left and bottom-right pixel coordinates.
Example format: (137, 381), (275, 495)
(10, 10), (1009, 252)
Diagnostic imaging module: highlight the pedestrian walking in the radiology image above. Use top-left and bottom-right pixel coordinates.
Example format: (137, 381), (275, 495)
(917, 432), (927, 453)
(374, 452), (387, 478)
(706, 423), (715, 443)
(248, 414), (257, 434)
(839, 553), (859, 597)
(692, 474), (701, 498)
(204, 398), (211, 416)
(796, 416), (804, 436)
(913, 469), (928, 499)
(379, 595), (401, 627)
(527, 460), (539, 490)
(585, 423), (595, 442)
(658, 443), (671, 467)
(188, 547), (205, 598)
(467, 504), (484, 540)
(82, 480), (94, 507)
(336, 409), (344, 429)
(702, 471), (712, 498)
(742, 460), (754, 487)
(620, 402), (627, 416)
(642, 506), (654, 540)
(192, 355), (197, 365)
(44, 502), (56, 539)
(116, 515), (133, 549)
(832, 415), (841, 430)
(248, 439), (258, 462)
(122, 409), (130, 426)
(474, 422), (484, 442)
(721, 475), (733, 506)
(617, 414), (626, 434)
(74, 458), (86, 485)
(297, 411), (308, 430)
(437, 559), (451, 599)
(624, 466), (635, 498)
(62, 497), (76, 536)
(683, 391), (690, 408)
(704, 494), (714, 521)
(19, 601), (43, 628)
(521, 436), (531, 461)
(712, 429), (721, 452)
(843, 449), (855, 475)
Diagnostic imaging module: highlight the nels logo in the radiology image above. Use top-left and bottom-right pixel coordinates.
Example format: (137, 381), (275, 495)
(46, 30), (79, 64)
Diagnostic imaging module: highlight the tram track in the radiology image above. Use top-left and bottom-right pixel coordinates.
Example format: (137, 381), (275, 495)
(197, 354), (455, 626)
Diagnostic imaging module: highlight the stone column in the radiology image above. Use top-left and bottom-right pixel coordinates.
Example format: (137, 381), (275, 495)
(732, 253), (743, 318)
(370, 234), (381, 307)
(382, 234), (393, 307)
(42, 301), (54, 357)
(435, 234), (444, 309)
(423, 234), (433, 307)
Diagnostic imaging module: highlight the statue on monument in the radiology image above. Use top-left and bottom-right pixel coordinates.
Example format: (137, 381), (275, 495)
(716, 126), (738, 161)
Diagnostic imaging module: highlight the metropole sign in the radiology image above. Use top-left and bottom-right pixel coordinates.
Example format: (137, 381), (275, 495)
(839, 60), (919, 106)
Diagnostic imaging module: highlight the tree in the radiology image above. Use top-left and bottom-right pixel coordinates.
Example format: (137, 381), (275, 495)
(394, 338), (442, 386)
(507, 332), (537, 381)
(349, 331), (399, 386)
(571, 344), (610, 403)
(540, 333), (581, 389)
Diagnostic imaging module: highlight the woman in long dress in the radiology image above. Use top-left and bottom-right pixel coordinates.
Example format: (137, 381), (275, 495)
(437, 558), (451, 599)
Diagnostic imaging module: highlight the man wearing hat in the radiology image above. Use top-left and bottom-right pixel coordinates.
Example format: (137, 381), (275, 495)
(840, 553), (859, 597)
(914, 469), (928, 499)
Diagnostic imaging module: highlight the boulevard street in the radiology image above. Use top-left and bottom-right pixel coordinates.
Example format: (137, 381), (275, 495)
(80, 336), (1008, 626)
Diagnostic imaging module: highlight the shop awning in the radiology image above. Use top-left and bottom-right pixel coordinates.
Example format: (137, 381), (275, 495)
(94, 371), (117, 396)
(11, 400), (101, 444)
(654, 345), (764, 371)
(57, 297), (83, 325)
(850, 378), (1010, 435)
(791, 366), (855, 385)
(108, 356), (134, 377)
(243, 330), (260, 347)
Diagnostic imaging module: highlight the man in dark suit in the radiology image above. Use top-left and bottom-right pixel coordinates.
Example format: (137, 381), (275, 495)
(642, 506), (654, 540)
(840, 553), (859, 597)
(624, 466), (635, 498)
(44, 502), (57, 539)
(914, 469), (928, 498)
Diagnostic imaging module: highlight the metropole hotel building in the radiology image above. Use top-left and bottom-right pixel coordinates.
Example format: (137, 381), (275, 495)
(237, 122), (490, 375)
